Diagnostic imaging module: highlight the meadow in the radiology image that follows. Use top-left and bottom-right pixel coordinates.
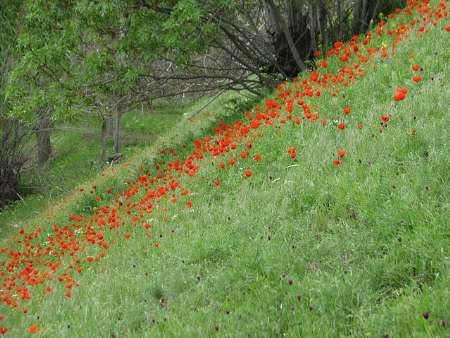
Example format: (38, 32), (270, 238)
(0, 1), (449, 337)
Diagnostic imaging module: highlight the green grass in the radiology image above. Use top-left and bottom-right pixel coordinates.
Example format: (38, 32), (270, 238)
(1, 4), (449, 337)
(0, 92), (250, 239)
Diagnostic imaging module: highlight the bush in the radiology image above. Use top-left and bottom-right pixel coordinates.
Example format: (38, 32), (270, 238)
(0, 119), (28, 210)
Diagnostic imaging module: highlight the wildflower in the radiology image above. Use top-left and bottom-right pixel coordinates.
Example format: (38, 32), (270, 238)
(412, 75), (422, 82)
(123, 233), (132, 239)
(338, 148), (346, 158)
(87, 256), (94, 263)
(343, 107), (352, 115)
(333, 159), (343, 166)
(254, 154), (262, 161)
(244, 169), (253, 177)
(337, 122), (346, 130)
(28, 325), (40, 334)
(214, 180), (221, 188)
(288, 147), (297, 159)
(295, 117), (301, 125)
(64, 291), (72, 298)
(393, 89), (407, 101)
(380, 114), (390, 123)
(320, 60), (328, 68)
(412, 64), (421, 71)
(186, 201), (193, 208)
(356, 123), (364, 129)
(240, 151), (249, 159)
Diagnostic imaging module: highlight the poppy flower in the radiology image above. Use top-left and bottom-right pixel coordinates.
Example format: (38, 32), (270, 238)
(0, 327), (7, 334)
(380, 114), (390, 123)
(295, 117), (301, 125)
(87, 256), (94, 263)
(343, 107), (352, 115)
(123, 233), (132, 239)
(64, 291), (72, 298)
(412, 75), (422, 82)
(338, 148), (346, 158)
(412, 64), (421, 71)
(333, 159), (343, 166)
(143, 223), (151, 229)
(337, 122), (346, 130)
(244, 169), (253, 177)
(28, 325), (40, 334)
(186, 201), (193, 208)
(393, 89), (406, 101)
(356, 123), (364, 129)
(320, 60), (328, 68)
(240, 151), (249, 159)
(254, 154), (262, 161)
(288, 147), (297, 159)
(214, 180), (221, 187)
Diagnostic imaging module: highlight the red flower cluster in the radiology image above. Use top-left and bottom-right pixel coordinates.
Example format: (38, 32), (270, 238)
(394, 87), (409, 101)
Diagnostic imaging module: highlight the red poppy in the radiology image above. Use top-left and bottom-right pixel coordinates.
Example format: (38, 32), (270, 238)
(123, 233), (132, 239)
(288, 147), (297, 159)
(333, 159), (343, 166)
(295, 117), (301, 125)
(393, 91), (406, 101)
(356, 123), (364, 129)
(214, 180), (221, 187)
(186, 201), (193, 208)
(337, 122), (346, 130)
(28, 325), (40, 334)
(380, 114), (390, 123)
(244, 169), (253, 177)
(254, 154), (262, 161)
(64, 291), (72, 298)
(0, 327), (8, 335)
(240, 151), (249, 159)
(412, 64), (421, 71)
(342, 107), (351, 115)
(412, 75), (422, 82)
(338, 148), (346, 158)
(320, 60), (328, 68)
(87, 256), (94, 263)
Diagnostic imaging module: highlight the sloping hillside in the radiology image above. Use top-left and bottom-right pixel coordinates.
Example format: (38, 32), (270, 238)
(1, 1), (449, 337)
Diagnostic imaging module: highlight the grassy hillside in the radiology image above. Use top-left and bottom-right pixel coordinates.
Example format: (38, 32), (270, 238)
(0, 92), (247, 240)
(1, 1), (449, 337)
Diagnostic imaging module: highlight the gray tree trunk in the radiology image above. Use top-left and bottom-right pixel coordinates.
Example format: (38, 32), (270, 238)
(36, 109), (52, 167)
(100, 117), (108, 162)
(113, 109), (122, 155)
(265, 0), (307, 72)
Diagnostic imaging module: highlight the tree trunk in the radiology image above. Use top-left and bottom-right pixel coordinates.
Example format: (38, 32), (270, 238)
(336, 0), (343, 40)
(36, 109), (52, 167)
(100, 116), (108, 162)
(318, 0), (328, 50)
(113, 109), (122, 155)
(309, 4), (317, 54)
(106, 112), (113, 138)
(266, 0), (307, 73)
(360, 0), (369, 32)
